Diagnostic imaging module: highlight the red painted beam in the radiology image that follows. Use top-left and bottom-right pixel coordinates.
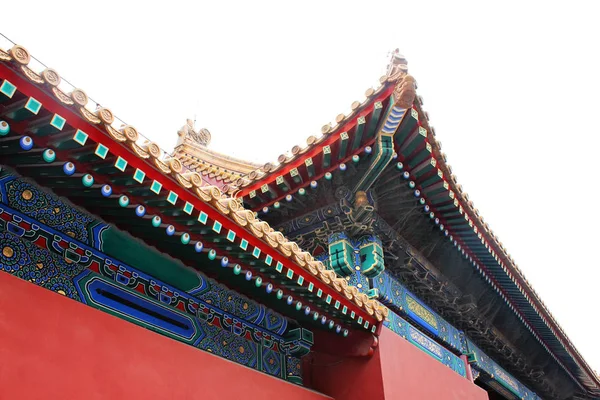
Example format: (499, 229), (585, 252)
(249, 135), (380, 212)
(238, 85), (395, 197)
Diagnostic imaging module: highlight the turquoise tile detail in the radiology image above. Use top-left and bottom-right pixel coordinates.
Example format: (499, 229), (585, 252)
(371, 325), (377, 333)
(240, 239), (248, 250)
(50, 114), (66, 130)
(167, 191), (178, 205)
(227, 230), (236, 242)
(252, 247), (261, 258)
(95, 143), (109, 159)
(114, 156), (127, 172)
(351, 311), (356, 319)
(364, 321), (370, 329)
(342, 305), (348, 315)
(212, 220), (222, 233)
(325, 295), (332, 304)
(198, 211), (208, 224)
(150, 180), (162, 194)
(183, 202), (193, 215)
(25, 97), (41, 114)
(297, 276), (304, 286)
(275, 262), (283, 273)
(264, 255), (272, 265)
(334, 300), (340, 309)
(133, 169), (145, 183)
(0, 80), (16, 98)
(308, 282), (314, 292)
(73, 129), (88, 146)
(286, 269), (294, 279)
(357, 317), (363, 325)
(317, 289), (323, 298)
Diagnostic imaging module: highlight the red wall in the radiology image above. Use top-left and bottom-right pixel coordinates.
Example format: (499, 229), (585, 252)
(309, 349), (386, 400)
(309, 327), (487, 400)
(378, 327), (488, 400)
(0, 272), (330, 400)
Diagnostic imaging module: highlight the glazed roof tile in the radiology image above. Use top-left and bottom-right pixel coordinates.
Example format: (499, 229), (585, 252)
(173, 125), (261, 187)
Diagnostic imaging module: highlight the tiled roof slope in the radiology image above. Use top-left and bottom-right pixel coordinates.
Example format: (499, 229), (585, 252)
(173, 119), (261, 187)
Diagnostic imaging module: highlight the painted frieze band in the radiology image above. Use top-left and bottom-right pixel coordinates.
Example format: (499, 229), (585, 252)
(466, 339), (540, 400)
(373, 270), (465, 353)
(375, 270), (541, 398)
(0, 171), (308, 384)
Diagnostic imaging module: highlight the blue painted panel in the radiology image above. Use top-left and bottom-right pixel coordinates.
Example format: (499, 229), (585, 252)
(373, 271), (465, 353)
(85, 277), (197, 340)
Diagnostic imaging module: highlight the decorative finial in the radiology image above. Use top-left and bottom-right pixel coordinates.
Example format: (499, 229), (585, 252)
(383, 48), (416, 108)
(177, 118), (211, 147)
(386, 48), (409, 82)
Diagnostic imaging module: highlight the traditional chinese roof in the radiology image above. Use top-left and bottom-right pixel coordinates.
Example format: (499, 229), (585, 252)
(222, 50), (600, 398)
(226, 81), (396, 201)
(2, 38), (598, 397)
(0, 43), (388, 338)
(410, 77), (600, 400)
(173, 119), (261, 187)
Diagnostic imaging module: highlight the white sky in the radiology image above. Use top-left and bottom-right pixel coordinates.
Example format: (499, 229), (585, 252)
(3, 0), (599, 374)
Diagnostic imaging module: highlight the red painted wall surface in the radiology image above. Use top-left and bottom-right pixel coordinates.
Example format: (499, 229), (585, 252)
(0, 272), (330, 400)
(309, 349), (386, 400)
(308, 327), (488, 400)
(379, 327), (488, 400)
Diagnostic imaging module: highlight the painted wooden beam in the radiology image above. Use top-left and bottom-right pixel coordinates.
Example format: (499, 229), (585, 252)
(351, 117), (366, 151)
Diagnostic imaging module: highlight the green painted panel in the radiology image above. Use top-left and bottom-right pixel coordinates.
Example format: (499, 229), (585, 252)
(100, 227), (202, 291)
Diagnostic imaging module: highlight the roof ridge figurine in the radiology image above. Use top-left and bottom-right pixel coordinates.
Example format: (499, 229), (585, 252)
(177, 118), (211, 147)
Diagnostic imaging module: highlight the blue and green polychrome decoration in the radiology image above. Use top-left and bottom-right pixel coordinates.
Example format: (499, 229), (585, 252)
(375, 271), (541, 398)
(353, 100), (407, 194)
(384, 311), (467, 378)
(0, 170), (308, 384)
(0, 228), (85, 300)
(373, 271), (465, 353)
(466, 340), (540, 400)
(352, 131), (396, 194)
(328, 232), (355, 277)
(356, 235), (385, 278)
(0, 173), (108, 249)
(316, 249), (370, 295)
(328, 232), (385, 279)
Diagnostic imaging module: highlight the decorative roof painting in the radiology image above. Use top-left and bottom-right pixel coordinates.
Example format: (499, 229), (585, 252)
(0, 36), (599, 400)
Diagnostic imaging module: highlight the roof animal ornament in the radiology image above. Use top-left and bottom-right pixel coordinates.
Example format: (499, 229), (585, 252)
(386, 49), (408, 81)
(177, 118), (212, 147)
(385, 49), (417, 109)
